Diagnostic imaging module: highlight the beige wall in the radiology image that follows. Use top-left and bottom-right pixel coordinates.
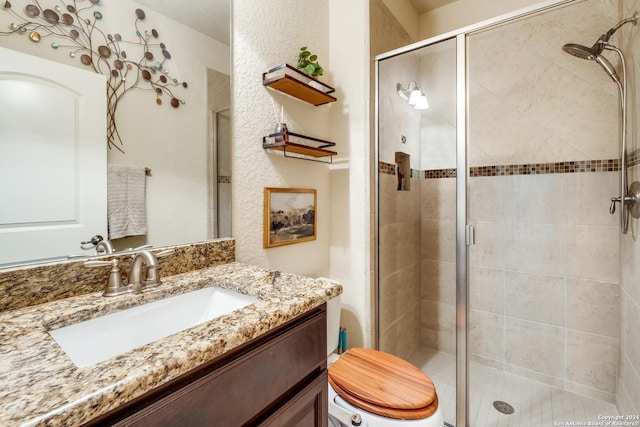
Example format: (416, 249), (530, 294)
(0, 2), (230, 251)
(381, 0), (420, 41)
(327, 0), (373, 348)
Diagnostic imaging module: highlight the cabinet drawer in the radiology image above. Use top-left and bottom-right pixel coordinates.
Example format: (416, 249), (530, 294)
(113, 308), (327, 427)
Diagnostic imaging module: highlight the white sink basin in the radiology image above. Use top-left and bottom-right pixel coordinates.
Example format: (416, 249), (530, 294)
(49, 287), (258, 368)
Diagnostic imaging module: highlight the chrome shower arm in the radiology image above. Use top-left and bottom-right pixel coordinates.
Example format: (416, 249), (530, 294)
(609, 13), (639, 37)
(597, 13), (639, 48)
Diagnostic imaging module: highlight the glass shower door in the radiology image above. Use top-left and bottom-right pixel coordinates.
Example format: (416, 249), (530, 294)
(466, 1), (622, 425)
(377, 36), (458, 426)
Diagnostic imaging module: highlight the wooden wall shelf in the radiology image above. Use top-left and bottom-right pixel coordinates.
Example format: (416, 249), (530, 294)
(263, 64), (337, 106)
(263, 131), (337, 163)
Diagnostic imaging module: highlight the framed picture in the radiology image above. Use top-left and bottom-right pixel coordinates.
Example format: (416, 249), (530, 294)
(264, 188), (317, 248)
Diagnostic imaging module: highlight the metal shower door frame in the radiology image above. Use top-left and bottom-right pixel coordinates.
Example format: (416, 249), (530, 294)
(374, 1), (576, 425)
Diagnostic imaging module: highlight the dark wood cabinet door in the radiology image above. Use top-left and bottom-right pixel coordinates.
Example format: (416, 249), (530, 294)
(259, 373), (328, 427)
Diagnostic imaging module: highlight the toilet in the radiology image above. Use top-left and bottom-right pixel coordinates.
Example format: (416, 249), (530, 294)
(326, 295), (444, 427)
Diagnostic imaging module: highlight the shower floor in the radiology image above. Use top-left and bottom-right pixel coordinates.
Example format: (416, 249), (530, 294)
(409, 347), (620, 427)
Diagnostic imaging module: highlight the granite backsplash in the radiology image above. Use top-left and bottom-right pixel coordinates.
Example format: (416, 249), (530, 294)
(0, 239), (235, 313)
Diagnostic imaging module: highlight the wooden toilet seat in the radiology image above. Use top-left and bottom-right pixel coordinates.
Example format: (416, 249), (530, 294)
(328, 347), (439, 420)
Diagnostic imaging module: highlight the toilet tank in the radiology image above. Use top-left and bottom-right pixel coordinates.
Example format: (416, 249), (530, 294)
(326, 293), (341, 357)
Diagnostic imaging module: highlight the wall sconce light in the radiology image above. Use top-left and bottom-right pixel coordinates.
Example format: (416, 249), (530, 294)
(397, 82), (429, 110)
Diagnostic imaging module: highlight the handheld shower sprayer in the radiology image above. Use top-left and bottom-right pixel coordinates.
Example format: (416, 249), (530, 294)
(562, 12), (640, 234)
(561, 13), (638, 82)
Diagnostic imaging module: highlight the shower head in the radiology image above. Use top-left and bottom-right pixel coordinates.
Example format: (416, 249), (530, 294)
(561, 43), (599, 60)
(561, 42), (621, 84)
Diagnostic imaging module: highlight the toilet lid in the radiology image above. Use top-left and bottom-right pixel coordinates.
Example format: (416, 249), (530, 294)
(328, 347), (438, 420)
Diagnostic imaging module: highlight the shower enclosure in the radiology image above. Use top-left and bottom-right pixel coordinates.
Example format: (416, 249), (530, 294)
(376, 0), (640, 425)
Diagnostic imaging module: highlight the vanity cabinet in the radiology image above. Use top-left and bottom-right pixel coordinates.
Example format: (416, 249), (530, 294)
(84, 305), (327, 427)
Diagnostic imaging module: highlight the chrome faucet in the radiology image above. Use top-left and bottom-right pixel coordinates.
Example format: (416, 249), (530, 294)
(95, 239), (115, 255)
(84, 249), (175, 296)
(128, 249), (175, 293)
(128, 250), (159, 292)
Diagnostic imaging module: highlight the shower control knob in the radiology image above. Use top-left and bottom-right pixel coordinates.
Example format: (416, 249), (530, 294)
(351, 414), (362, 426)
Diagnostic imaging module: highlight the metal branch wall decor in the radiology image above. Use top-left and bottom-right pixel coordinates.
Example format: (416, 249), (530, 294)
(1, 0), (188, 152)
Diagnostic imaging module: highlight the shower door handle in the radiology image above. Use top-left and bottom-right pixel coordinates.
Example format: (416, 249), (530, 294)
(466, 224), (475, 246)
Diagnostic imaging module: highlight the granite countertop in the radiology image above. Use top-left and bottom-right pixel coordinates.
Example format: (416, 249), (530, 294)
(0, 262), (342, 427)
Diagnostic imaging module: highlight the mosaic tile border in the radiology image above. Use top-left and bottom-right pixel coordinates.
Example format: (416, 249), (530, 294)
(629, 148), (640, 168)
(470, 159), (619, 177)
(379, 159), (621, 179)
(378, 162), (396, 175)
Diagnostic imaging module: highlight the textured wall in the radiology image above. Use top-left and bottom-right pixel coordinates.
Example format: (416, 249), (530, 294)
(231, 1), (331, 278)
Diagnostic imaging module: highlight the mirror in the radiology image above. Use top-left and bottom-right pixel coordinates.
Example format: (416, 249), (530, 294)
(0, 0), (231, 268)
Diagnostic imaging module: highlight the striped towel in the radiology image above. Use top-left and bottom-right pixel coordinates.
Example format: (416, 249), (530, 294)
(107, 164), (147, 239)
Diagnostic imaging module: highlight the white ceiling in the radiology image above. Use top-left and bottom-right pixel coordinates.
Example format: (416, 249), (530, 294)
(134, 0), (230, 46)
(410, 0), (460, 14)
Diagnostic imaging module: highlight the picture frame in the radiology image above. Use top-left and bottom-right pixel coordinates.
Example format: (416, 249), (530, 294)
(264, 188), (317, 248)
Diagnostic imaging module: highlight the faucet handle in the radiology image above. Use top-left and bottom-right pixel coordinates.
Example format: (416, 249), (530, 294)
(84, 259), (130, 297)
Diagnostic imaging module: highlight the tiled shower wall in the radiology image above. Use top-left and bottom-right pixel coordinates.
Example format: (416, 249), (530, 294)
(379, 172), (422, 359)
(468, 170), (619, 402)
(375, 0), (422, 360)
(413, 166), (620, 403)
(370, 0), (420, 358)
(424, 0), (625, 404)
